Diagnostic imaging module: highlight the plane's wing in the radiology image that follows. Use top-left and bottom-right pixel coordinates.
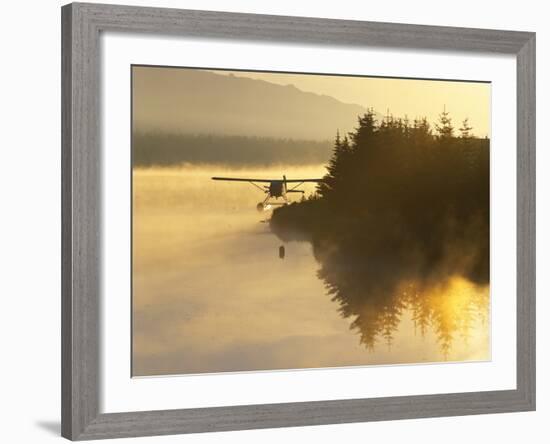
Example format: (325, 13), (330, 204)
(212, 177), (325, 183)
(212, 177), (273, 182)
(283, 179), (324, 182)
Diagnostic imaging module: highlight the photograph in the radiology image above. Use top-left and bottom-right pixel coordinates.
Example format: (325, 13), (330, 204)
(131, 66), (491, 376)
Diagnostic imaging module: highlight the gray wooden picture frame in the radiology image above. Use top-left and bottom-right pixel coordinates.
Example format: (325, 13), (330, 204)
(61, 2), (536, 440)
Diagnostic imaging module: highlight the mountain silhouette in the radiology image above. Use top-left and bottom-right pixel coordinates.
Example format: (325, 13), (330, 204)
(133, 67), (370, 140)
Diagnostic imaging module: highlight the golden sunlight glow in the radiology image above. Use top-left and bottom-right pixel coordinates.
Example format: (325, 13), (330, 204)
(132, 167), (490, 375)
(214, 70), (491, 138)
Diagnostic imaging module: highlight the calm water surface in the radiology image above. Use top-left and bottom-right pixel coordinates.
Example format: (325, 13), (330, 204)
(132, 165), (490, 376)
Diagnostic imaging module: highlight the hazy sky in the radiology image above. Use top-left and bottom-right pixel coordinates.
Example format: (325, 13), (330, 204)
(213, 69), (491, 138)
(134, 66), (490, 139)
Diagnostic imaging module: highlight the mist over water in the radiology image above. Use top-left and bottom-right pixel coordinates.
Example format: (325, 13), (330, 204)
(132, 164), (490, 376)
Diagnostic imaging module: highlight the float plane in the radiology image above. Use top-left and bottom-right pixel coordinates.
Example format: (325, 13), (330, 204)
(212, 175), (323, 211)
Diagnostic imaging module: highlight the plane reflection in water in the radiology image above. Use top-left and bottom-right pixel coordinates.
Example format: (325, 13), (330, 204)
(212, 175), (324, 211)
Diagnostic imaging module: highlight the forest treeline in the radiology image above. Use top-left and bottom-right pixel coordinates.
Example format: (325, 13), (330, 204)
(270, 109), (490, 352)
(133, 133), (332, 166)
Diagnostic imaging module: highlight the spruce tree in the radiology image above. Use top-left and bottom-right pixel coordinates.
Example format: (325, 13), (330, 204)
(350, 109), (377, 149)
(459, 118), (473, 138)
(318, 130), (351, 198)
(435, 106), (454, 139)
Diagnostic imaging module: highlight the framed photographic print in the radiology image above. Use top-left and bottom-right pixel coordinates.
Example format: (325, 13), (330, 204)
(61, 2), (536, 440)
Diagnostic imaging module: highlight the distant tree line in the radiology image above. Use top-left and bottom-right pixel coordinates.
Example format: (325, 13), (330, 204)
(132, 133), (333, 167)
(270, 109), (490, 352)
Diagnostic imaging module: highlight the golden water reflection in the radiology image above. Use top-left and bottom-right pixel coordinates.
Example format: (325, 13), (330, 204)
(132, 166), (490, 376)
(328, 277), (489, 358)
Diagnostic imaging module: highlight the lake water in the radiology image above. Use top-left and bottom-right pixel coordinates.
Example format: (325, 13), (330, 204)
(132, 165), (490, 376)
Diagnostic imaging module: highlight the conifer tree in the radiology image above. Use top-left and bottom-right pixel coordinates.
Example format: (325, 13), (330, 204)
(459, 118), (477, 172)
(411, 117), (432, 146)
(435, 106), (454, 139)
(318, 130), (352, 198)
(459, 118), (473, 138)
(349, 109), (377, 149)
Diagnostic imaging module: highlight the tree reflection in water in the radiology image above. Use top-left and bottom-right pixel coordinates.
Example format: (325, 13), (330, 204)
(319, 257), (488, 356)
